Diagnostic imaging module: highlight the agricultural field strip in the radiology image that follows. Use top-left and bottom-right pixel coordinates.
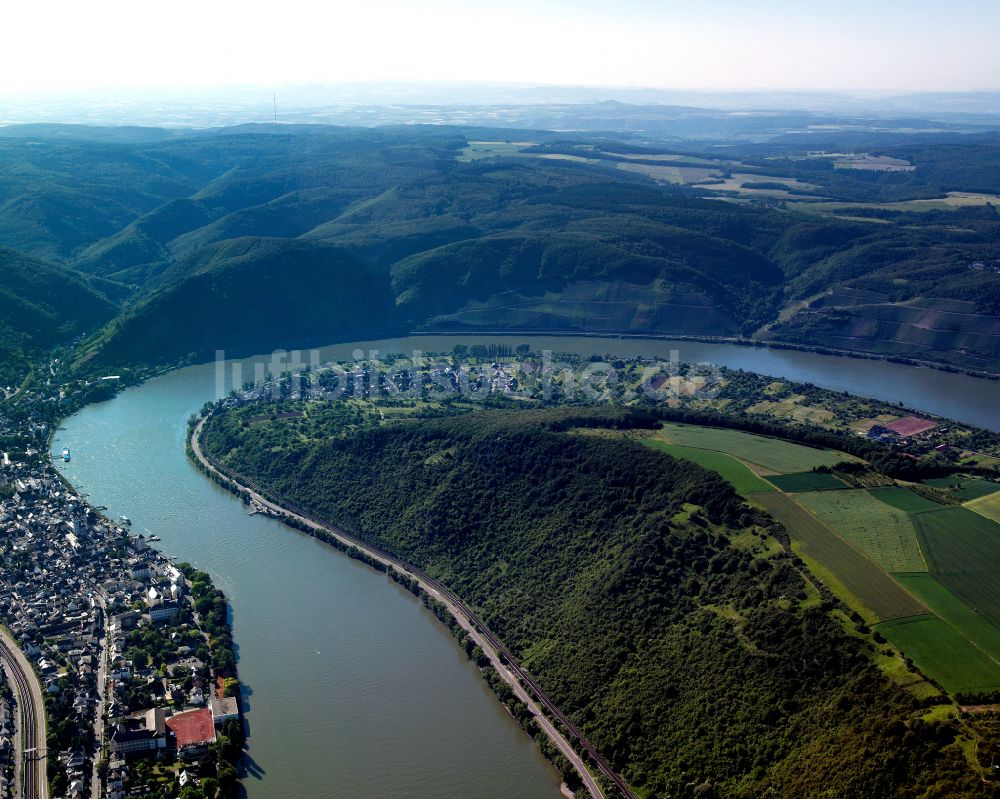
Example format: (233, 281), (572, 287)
(926, 477), (1000, 502)
(875, 614), (1000, 694)
(966, 491), (1000, 525)
(766, 471), (847, 493)
(912, 508), (1000, 633)
(794, 489), (927, 573)
(649, 424), (1000, 691)
(656, 423), (848, 474)
(892, 573), (1000, 667)
(760, 491), (1000, 692)
(751, 491), (927, 622)
(641, 439), (775, 495)
(868, 486), (946, 515)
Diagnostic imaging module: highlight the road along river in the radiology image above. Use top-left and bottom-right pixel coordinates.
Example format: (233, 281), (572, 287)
(51, 334), (1000, 798)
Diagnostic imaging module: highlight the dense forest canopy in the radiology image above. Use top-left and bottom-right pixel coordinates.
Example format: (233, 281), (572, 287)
(201, 403), (1000, 798)
(0, 122), (998, 380)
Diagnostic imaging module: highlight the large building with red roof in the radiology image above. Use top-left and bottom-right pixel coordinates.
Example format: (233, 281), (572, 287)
(165, 707), (216, 759)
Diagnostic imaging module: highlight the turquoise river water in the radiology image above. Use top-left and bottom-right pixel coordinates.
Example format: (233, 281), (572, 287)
(51, 334), (999, 798)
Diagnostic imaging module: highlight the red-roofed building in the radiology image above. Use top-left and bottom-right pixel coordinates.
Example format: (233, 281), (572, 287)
(884, 416), (937, 437)
(166, 708), (216, 760)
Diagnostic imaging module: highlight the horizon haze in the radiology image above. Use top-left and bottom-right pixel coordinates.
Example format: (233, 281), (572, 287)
(5, 0), (1000, 96)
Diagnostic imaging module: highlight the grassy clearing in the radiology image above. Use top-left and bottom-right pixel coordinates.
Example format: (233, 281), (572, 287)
(691, 172), (820, 199)
(455, 141), (530, 161)
(754, 492), (927, 621)
(869, 486), (947, 514)
(892, 573), (1000, 664)
(876, 615), (1000, 695)
(727, 529), (785, 560)
(615, 162), (720, 185)
(747, 396), (835, 426)
(657, 423), (848, 474)
(767, 471), (848, 493)
(795, 489), (926, 573)
(926, 477), (1000, 502)
(915, 508), (1000, 630)
(641, 440), (775, 495)
(872, 642), (944, 701)
(788, 192), (1000, 216)
(966, 491), (1000, 525)
(603, 151), (733, 167)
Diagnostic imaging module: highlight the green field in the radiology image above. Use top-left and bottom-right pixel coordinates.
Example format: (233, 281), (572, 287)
(893, 573), (1000, 664)
(642, 440), (775, 495)
(869, 486), (946, 514)
(754, 492), (927, 621)
(456, 140), (529, 161)
(796, 489), (926, 573)
(925, 477), (1000, 502)
(767, 471), (848, 493)
(967, 491), (1000, 525)
(788, 191), (1000, 216)
(915, 508), (1000, 629)
(657, 424), (848, 473)
(876, 615), (1000, 695)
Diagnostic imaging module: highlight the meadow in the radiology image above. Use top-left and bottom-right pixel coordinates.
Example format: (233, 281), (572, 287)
(767, 471), (847, 493)
(657, 423), (847, 473)
(968, 491), (1000, 525)
(869, 486), (946, 514)
(876, 615), (1000, 695)
(893, 573), (1000, 664)
(926, 477), (1000, 502)
(794, 489), (927, 573)
(915, 508), (1000, 629)
(640, 439), (774, 496)
(754, 492), (927, 622)
(787, 191), (1000, 216)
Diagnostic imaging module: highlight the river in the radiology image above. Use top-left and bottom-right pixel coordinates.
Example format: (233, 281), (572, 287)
(51, 334), (999, 798)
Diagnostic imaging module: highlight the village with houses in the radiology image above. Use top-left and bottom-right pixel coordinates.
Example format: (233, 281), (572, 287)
(0, 375), (242, 799)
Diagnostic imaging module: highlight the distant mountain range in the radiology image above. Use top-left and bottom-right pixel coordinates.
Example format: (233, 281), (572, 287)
(0, 119), (997, 380)
(5, 83), (1000, 129)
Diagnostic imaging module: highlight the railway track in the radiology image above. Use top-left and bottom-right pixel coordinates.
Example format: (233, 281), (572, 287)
(197, 422), (637, 799)
(0, 636), (44, 799)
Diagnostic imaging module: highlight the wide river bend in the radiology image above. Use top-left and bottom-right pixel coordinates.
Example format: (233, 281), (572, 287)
(51, 334), (1000, 798)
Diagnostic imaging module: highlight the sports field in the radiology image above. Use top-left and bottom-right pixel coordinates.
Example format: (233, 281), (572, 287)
(657, 423), (847, 473)
(641, 440), (775, 495)
(754, 492), (927, 621)
(869, 486), (946, 514)
(915, 508), (1000, 629)
(796, 489), (926, 573)
(876, 615), (1000, 695)
(767, 471), (847, 493)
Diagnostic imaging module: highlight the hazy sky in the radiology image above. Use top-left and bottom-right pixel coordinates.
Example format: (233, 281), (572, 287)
(6, 0), (999, 94)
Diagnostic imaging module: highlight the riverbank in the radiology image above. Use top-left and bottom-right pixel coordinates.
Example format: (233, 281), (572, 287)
(419, 328), (1000, 381)
(43, 331), (1000, 797)
(189, 413), (621, 799)
(1, 357), (245, 799)
(51, 359), (566, 799)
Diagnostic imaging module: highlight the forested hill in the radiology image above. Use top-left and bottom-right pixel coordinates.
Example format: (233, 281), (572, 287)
(202, 404), (997, 798)
(0, 247), (120, 387)
(1, 123), (999, 373)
